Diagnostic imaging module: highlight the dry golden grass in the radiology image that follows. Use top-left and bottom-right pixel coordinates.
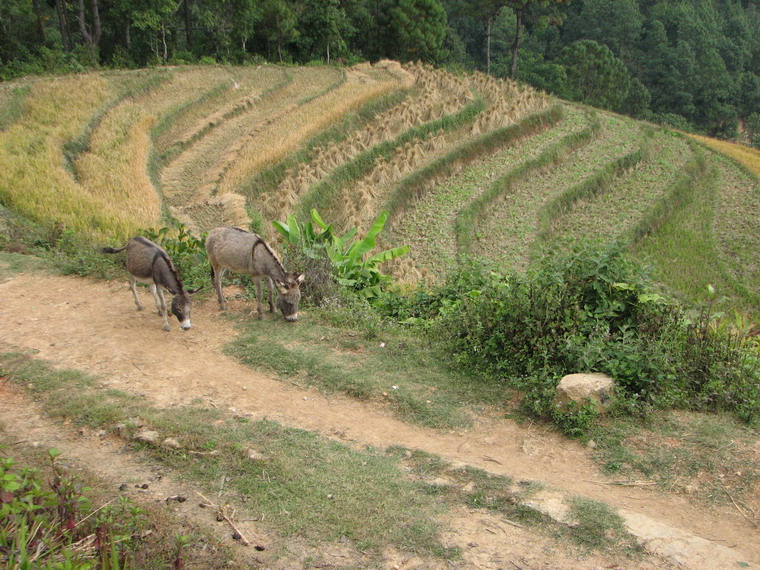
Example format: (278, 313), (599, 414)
(0, 75), (130, 240)
(217, 64), (403, 197)
(75, 102), (163, 238)
(152, 65), (285, 156)
(688, 133), (760, 178)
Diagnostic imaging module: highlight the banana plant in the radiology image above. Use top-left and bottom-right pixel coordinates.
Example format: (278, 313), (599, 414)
(273, 209), (409, 298)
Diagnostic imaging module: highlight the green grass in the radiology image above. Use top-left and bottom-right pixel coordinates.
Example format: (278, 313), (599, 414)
(0, 84), (29, 130)
(223, 312), (512, 430)
(590, 411), (759, 513)
(0, 350), (454, 559)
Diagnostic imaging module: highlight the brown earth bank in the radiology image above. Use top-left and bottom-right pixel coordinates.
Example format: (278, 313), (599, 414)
(1, 269), (758, 568)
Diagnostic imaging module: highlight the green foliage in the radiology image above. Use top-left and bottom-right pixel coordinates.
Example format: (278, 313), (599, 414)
(273, 209), (408, 299)
(0, 449), (148, 568)
(142, 222), (209, 291)
(388, 241), (760, 434)
(557, 40), (632, 112)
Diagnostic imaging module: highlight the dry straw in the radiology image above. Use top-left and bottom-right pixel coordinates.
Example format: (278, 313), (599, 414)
(0, 75), (134, 240)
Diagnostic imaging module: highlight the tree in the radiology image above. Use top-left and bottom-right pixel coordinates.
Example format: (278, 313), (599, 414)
(131, 0), (180, 63)
(558, 39), (632, 111)
(297, 0), (352, 63)
(390, 0), (448, 63)
(78, 0), (103, 59)
(471, 0), (508, 74)
(261, 0), (298, 62)
(504, 0), (567, 79)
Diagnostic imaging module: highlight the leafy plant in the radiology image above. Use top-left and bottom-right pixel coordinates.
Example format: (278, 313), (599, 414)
(0, 448), (148, 568)
(273, 209), (409, 298)
(142, 221), (208, 290)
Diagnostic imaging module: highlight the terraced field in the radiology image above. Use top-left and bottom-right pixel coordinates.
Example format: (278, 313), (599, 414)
(0, 62), (758, 316)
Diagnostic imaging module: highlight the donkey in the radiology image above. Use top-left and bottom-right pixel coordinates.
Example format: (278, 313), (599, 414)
(103, 236), (196, 331)
(205, 226), (304, 321)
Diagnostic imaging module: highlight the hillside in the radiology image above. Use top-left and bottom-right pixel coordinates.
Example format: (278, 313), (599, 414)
(0, 61), (758, 317)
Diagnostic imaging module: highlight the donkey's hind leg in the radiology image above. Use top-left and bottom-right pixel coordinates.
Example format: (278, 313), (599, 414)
(255, 277), (265, 319)
(129, 276), (144, 311)
(212, 266), (227, 310)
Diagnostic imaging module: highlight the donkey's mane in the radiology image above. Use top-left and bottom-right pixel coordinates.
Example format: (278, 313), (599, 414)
(252, 235), (286, 274)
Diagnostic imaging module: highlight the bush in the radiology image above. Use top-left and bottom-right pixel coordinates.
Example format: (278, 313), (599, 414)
(403, 241), (759, 433)
(0, 449), (150, 567)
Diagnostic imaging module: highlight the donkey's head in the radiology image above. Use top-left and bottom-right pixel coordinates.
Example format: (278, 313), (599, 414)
(170, 288), (200, 330)
(274, 273), (304, 322)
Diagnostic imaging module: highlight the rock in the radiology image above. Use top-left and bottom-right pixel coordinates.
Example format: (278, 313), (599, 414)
(133, 429), (160, 445)
(162, 437), (182, 449)
(554, 373), (616, 413)
(245, 448), (267, 462)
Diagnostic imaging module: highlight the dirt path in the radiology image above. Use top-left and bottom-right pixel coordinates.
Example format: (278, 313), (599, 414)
(1, 271), (758, 567)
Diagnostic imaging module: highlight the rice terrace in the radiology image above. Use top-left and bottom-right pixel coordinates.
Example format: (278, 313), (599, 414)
(1, 61), (759, 568)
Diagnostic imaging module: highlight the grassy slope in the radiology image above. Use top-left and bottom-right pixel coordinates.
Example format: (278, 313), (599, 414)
(0, 64), (757, 315)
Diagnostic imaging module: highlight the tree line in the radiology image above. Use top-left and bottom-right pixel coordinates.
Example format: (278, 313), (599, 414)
(2, 0), (759, 144)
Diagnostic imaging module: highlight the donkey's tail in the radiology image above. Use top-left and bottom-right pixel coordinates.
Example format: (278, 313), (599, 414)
(102, 245), (127, 254)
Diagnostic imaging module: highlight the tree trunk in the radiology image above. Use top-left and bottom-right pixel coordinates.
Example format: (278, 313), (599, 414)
(183, 0), (192, 48)
(56, 0), (71, 51)
(509, 7), (523, 79)
(486, 16), (492, 75)
(77, 0), (101, 55)
(161, 23), (168, 63)
(326, 40), (330, 65)
(125, 20), (131, 49)
(32, 0), (46, 45)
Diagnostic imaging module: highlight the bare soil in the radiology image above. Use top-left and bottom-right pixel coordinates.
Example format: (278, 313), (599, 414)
(1, 270), (758, 569)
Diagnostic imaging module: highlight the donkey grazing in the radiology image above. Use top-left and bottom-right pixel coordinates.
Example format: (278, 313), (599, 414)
(103, 236), (196, 331)
(205, 226), (304, 321)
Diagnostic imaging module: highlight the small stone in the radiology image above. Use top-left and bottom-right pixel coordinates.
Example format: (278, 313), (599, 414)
(162, 437), (182, 449)
(246, 449), (266, 462)
(586, 439), (597, 449)
(133, 430), (160, 445)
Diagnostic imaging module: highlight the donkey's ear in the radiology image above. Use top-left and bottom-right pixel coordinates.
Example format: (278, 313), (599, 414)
(295, 273), (305, 284)
(274, 280), (289, 294)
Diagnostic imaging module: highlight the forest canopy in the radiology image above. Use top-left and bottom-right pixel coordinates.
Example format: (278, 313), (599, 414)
(1, 0), (759, 143)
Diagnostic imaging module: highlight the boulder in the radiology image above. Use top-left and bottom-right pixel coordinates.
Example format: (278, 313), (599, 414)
(554, 373), (616, 413)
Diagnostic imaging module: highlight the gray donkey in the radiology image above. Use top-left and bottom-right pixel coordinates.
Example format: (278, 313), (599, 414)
(103, 236), (196, 331)
(205, 226), (304, 321)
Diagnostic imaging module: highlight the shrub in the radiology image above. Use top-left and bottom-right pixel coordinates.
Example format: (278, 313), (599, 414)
(0, 449), (150, 567)
(405, 241), (759, 433)
(142, 222), (209, 291)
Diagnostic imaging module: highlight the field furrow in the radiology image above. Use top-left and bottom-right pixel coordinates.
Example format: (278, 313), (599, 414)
(387, 104), (589, 282)
(215, 65), (404, 202)
(471, 113), (642, 269)
(548, 131), (694, 246)
(161, 67), (344, 230)
(711, 152), (760, 307)
(154, 65), (287, 158)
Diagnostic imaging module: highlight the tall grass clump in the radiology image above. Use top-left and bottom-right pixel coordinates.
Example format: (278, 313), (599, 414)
(385, 241), (760, 432)
(0, 75), (138, 241)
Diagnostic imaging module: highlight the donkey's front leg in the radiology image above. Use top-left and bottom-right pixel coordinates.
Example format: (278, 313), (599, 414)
(266, 277), (275, 313)
(150, 285), (171, 331)
(129, 276), (144, 311)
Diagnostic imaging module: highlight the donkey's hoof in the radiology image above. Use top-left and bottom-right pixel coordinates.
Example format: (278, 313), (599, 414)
(136, 306), (144, 312)
(163, 325), (171, 332)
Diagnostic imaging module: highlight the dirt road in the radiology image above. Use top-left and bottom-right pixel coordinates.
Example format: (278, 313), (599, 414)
(1, 270), (757, 568)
